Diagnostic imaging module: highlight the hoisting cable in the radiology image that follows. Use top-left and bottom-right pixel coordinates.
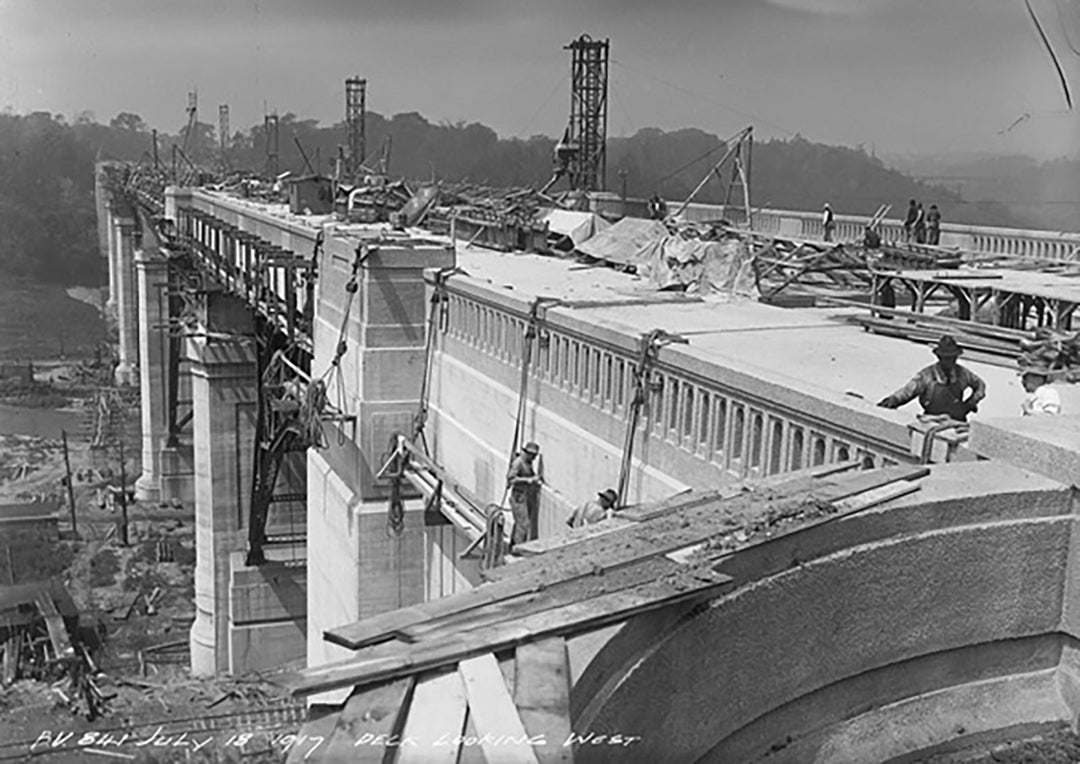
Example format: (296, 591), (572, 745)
(412, 267), (462, 455)
(492, 296), (562, 560)
(507, 296), (563, 461)
(615, 329), (688, 507)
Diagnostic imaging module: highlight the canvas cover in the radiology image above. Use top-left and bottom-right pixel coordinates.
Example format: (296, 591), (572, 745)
(538, 208), (611, 248)
(577, 217), (758, 296)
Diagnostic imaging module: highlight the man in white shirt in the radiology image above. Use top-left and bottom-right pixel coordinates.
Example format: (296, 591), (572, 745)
(1020, 369), (1061, 415)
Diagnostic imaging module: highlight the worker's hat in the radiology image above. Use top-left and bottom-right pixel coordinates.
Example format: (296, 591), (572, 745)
(598, 488), (619, 504)
(523, 442), (540, 455)
(1019, 364), (1052, 377)
(932, 336), (963, 357)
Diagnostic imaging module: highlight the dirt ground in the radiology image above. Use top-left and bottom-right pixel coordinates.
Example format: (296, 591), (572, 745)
(0, 285), (301, 763)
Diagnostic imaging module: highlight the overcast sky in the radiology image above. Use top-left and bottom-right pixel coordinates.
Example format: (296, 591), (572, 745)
(0, 0), (1078, 158)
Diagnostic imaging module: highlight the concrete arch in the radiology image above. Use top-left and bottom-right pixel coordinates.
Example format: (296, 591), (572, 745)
(569, 463), (1080, 763)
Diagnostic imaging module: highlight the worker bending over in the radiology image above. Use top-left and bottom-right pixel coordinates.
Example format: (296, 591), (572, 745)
(507, 442), (543, 546)
(877, 336), (986, 422)
(567, 488), (619, 529)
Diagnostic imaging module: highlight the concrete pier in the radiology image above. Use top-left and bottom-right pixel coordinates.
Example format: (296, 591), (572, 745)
(134, 234), (168, 501)
(305, 237), (454, 673)
(188, 326), (258, 676)
(113, 215), (139, 385)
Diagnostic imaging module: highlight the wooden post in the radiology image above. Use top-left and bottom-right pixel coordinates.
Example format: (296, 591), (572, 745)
(118, 440), (129, 546)
(61, 429), (77, 537)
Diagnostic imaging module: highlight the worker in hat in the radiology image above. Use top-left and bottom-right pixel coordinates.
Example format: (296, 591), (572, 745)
(822, 202), (836, 242)
(506, 442), (543, 546)
(566, 488), (619, 530)
(1020, 367), (1061, 416)
(877, 335), (986, 421)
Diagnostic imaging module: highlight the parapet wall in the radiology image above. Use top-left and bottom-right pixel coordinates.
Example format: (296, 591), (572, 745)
(428, 275), (915, 526)
(571, 460), (1080, 763)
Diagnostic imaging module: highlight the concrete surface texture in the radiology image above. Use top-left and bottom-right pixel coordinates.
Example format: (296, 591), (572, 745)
(969, 414), (1080, 486)
(570, 460), (1078, 763)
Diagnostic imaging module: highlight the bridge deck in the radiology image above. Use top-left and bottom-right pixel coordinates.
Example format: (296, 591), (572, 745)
(453, 245), (1080, 422)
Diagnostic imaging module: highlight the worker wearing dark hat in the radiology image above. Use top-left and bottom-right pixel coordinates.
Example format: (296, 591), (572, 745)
(567, 488), (619, 529)
(507, 442), (543, 546)
(877, 336), (986, 421)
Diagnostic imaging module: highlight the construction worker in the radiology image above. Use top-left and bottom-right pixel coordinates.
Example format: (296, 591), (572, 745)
(648, 193), (667, 220)
(903, 199), (918, 243)
(822, 202), (836, 242)
(926, 204), (942, 245)
(566, 488), (619, 529)
(877, 336), (986, 421)
(1020, 368), (1061, 415)
(507, 442), (542, 546)
(913, 202), (927, 244)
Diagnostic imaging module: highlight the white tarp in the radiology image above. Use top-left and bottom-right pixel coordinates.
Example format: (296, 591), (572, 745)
(577, 217), (757, 296)
(539, 208), (611, 248)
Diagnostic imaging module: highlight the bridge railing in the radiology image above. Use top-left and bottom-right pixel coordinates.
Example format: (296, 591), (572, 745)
(589, 195), (1080, 262)
(435, 278), (914, 503)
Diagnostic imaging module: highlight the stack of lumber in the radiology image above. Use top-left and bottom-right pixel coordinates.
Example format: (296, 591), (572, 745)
(841, 302), (1029, 367)
(286, 462), (927, 696)
(1019, 328), (1080, 382)
(879, 243), (962, 270)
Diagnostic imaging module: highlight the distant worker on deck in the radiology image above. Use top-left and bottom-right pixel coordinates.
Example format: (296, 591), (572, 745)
(863, 225), (882, 250)
(1020, 368), (1061, 416)
(903, 199), (918, 243)
(648, 193), (668, 220)
(566, 488), (619, 529)
(926, 204), (942, 245)
(822, 202), (836, 242)
(877, 336), (987, 422)
(507, 442), (543, 546)
(913, 202), (927, 244)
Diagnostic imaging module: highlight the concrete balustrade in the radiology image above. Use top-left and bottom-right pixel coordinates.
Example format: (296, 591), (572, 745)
(431, 279), (909, 528)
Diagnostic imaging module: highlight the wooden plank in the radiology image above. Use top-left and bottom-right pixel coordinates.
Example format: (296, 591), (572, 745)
(809, 465), (929, 503)
(618, 488), (731, 523)
(458, 653), (540, 764)
(831, 481), (920, 513)
(397, 670), (468, 764)
(398, 558), (685, 643)
(512, 516), (635, 556)
(515, 638), (573, 763)
(317, 676), (415, 763)
(36, 593), (73, 660)
(325, 578), (541, 649)
(484, 466), (929, 585)
(287, 572), (732, 697)
(2, 636), (18, 686)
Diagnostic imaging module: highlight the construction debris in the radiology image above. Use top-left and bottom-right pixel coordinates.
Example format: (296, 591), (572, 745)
(1019, 328), (1080, 381)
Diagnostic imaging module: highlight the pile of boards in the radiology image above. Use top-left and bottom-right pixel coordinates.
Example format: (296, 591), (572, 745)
(279, 462), (928, 764)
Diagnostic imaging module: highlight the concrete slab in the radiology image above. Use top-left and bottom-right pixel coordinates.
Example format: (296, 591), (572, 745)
(449, 246), (1080, 423)
(969, 415), (1080, 485)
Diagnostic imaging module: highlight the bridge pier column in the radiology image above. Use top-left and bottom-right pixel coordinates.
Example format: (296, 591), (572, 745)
(134, 242), (168, 502)
(188, 314), (257, 677)
(104, 205), (119, 317)
(113, 217), (139, 385)
(306, 242), (454, 682)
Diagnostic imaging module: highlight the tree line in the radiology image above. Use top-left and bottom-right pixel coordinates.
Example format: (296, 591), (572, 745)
(0, 107), (1037, 286)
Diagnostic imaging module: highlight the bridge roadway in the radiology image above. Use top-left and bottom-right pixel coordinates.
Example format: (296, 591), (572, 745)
(97, 174), (1080, 761)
